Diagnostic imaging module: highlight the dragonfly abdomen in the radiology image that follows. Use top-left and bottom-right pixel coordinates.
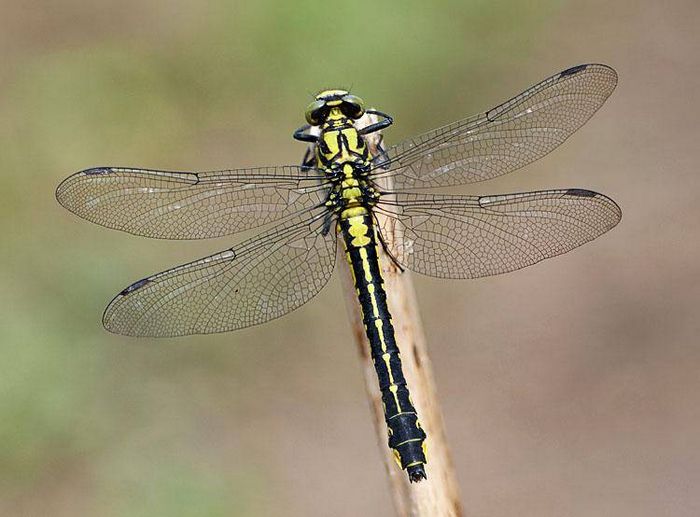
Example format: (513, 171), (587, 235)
(338, 209), (427, 482)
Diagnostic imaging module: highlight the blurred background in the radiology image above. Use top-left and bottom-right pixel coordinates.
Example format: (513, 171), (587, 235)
(1, 1), (698, 515)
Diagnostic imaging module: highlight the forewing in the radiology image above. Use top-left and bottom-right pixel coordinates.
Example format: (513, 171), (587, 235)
(56, 166), (329, 239)
(374, 64), (617, 189)
(375, 189), (621, 279)
(103, 210), (337, 336)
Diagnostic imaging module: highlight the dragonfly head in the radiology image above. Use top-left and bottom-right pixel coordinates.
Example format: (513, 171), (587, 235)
(305, 89), (365, 125)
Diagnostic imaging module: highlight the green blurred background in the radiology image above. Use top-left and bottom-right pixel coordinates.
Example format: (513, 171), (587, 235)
(2, 1), (699, 516)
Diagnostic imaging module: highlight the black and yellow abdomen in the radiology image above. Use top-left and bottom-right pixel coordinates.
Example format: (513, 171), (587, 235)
(338, 207), (427, 482)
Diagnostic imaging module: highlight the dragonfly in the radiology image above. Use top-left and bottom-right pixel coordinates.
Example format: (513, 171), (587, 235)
(56, 63), (621, 482)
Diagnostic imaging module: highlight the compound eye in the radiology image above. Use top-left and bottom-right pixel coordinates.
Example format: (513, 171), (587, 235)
(305, 100), (329, 125)
(341, 94), (365, 119)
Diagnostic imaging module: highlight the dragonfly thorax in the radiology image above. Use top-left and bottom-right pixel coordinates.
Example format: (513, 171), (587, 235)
(325, 162), (380, 215)
(314, 110), (378, 214)
(315, 117), (371, 170)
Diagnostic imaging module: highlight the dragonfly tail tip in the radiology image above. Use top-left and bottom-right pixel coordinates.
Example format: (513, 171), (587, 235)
(407, 465), (427, 483)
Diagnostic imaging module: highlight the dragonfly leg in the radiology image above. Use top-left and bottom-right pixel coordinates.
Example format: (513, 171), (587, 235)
(321, 212), (335, 236)
(300, 147), (315, 171)
(292, 124), (318, 143)
(359, 109), (393, 136)
(374, 216), (405, 273)
(361, 110), (392, 169)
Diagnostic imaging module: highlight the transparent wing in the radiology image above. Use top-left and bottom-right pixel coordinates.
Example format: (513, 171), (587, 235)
(103, 209), (337, 336)
(56, 166), (330, 239)
(373, 64), (617, 189)
(375, 189), (621, 279)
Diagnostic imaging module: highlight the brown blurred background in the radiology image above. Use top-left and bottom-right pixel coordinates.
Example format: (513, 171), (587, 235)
(1, 1), (699, 516)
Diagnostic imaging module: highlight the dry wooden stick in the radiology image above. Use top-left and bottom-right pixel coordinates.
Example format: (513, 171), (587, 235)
(337, 115), (463, 516)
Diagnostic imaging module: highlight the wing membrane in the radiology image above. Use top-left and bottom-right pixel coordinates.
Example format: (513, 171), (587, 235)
(374, 64), (617, 189)
(103, 209), (337, 336)
(56, 166), (330, 239)
(376, 189), (621, 279)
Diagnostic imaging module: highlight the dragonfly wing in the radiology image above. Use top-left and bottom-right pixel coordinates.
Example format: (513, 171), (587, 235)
(56, 166), (329, 239)
(103, 209), (337, 336)
(375, 189), (621, 279)
(374, 64), (617, 189)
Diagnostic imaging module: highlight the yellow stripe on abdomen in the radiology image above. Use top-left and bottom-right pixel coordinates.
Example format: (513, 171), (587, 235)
(339, 210), (426, 477)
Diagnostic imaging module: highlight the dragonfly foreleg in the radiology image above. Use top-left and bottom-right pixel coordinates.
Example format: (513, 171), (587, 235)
(292, 124), (319, 143)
